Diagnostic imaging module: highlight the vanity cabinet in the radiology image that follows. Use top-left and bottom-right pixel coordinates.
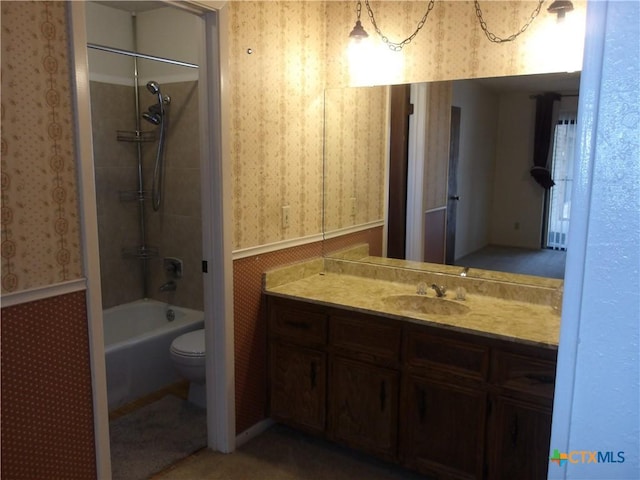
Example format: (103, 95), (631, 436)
(266, 295), (556, 479)
(400, 327), (489, 480)
(268, 297), (328, 435)
(328, 313), (402, 461)
(486, 349), (556, 480)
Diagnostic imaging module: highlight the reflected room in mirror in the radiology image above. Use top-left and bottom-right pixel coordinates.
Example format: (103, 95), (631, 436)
(323, 72), (580, 282)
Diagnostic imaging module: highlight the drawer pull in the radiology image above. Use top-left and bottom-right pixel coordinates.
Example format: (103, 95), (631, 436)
(380, 380), (386, 412)
(525, 373), (555, 384)
(284, 320), (310, 330)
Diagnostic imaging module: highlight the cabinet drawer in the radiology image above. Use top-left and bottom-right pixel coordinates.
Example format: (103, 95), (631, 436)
(491, 351), (556, 400)
(405, 328), (489, 380)
(269, 298), (327, 346)
(330, 313), (402, 366)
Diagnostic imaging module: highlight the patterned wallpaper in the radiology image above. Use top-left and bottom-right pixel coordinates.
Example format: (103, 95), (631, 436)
(324, 0), (586, 87)
(1, 291), (96, 479)
(229, 0), (586, 252)
(228, 1), (326, 250)
(324, 86), (388, 233)
(0, 1), (586, 291)
(1, 1), (82, 294)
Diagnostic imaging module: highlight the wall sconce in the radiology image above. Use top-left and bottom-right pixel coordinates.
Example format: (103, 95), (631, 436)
(547, 0), (574, 19)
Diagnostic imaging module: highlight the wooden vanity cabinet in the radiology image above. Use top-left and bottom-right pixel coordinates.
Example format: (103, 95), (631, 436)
(268, 297), (328, 435)
(485, 348), (557, 480)
(328, 313), (402, 461)
(266, 295), (557, 479)
(400, 326), (489, 480)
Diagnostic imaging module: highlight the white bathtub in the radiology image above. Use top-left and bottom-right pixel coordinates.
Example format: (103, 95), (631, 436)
(103, 299), (204, 409)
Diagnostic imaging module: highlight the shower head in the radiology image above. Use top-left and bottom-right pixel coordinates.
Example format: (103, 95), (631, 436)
(147, 81), (160, 95)
(142, 81), (169, 126)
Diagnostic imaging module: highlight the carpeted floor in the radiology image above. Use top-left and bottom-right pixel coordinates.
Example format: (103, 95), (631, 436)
(110, 394), (207, 480)
(153, 424), (426, 480)
(456, 245), (566, 279)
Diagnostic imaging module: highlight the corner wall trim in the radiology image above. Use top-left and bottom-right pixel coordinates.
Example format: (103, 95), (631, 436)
(232, 221), (385, 261)
(1, 278), (88, 308)
(232, 233), (325, 260)
(322, 220), (385, 240)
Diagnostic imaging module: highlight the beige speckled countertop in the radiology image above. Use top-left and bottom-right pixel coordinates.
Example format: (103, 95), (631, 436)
(264, 257), (561, 349)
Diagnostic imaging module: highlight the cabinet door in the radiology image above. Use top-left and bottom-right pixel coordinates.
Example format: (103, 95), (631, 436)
(329, 356), (399, 460)
(270, 342), (326, 435)
(400, 374), (486, 480)
(486, 395), (552, 480)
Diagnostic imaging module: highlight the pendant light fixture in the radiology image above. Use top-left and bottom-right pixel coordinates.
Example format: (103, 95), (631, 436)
(349, 0), (574, 50)
(349, 0), (369, 41)
(547, 0), (575, 19)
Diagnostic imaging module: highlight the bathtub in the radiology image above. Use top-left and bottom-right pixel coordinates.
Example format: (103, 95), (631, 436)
(103, 299), (204, 409)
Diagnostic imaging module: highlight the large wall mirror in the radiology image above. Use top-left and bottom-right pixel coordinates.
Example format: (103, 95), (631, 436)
(322, 71), (580, 284)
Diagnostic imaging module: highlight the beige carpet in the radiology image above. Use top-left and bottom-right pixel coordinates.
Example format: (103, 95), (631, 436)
(110, 395), (207, 480)
(153, 424), (425, 480)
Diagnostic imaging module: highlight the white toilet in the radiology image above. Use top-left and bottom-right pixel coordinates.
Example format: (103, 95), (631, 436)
(170, 328), (206, 408)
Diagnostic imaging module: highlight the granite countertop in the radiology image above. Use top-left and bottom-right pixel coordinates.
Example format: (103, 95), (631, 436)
(264, 261), (561, 349)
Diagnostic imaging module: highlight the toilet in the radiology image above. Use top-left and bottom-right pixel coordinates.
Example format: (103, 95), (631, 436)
(170, 328), (206, 408)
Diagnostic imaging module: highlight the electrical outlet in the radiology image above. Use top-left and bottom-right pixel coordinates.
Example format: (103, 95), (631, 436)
(282, 205), (290, 229)
(350, 197), (357, 217)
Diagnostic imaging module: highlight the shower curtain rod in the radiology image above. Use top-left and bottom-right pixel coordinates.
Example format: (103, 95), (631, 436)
(87, 43), (199, 69)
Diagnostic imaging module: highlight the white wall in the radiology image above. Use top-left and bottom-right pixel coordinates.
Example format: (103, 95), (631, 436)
(490, 92), (544, 249)
(85, 2), (200, 86)
(451, 80), (499, 259)
(86, 2), (135, 85)
(549, 1), (640, 478)
(136, 7), (201, 85)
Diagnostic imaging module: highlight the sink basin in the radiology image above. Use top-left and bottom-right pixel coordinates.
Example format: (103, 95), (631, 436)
(383, 294), (470, 316)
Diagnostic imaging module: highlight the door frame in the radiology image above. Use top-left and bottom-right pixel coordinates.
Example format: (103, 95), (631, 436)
(406, 82), (428, 262)
(70, 2), (234, 478)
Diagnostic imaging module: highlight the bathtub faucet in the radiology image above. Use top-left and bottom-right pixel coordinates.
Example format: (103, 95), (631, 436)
(159, 280), (177, 292)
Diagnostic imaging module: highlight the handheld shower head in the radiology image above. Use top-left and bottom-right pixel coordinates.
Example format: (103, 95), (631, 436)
(147, 81), (160, 95)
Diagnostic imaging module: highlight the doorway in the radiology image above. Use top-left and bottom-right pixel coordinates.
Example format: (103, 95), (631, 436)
(71, 2), (233, 478)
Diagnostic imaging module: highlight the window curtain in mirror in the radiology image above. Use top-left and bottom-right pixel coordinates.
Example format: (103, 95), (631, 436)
(530, 92), (561, 189)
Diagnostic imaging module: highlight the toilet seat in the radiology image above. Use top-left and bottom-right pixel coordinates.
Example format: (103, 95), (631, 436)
(170, 329), (205, 357)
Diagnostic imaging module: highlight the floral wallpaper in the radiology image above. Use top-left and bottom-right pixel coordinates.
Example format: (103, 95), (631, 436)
(229, 0), (586, 252)
(228, 1), (326, 250)
(1, 1), (82, 294)
(323, 86), (388, 233)
(0, 1), (586, 292)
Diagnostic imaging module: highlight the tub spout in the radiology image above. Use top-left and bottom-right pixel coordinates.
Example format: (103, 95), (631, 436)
(159, 280), (177, 292)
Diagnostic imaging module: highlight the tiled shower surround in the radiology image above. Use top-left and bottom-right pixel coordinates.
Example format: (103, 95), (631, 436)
(91, 80), (203, 311)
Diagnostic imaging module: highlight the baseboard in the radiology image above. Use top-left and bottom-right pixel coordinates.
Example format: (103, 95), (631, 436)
(235, 418), (275, 448)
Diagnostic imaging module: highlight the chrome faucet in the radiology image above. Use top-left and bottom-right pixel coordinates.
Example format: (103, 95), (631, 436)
(460, 266), (469, 277)
(431, 284), (447, 297)
(159, 279), (177, 292)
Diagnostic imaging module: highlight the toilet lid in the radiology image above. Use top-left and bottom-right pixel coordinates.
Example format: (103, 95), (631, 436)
(171, 329), (205, 357)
